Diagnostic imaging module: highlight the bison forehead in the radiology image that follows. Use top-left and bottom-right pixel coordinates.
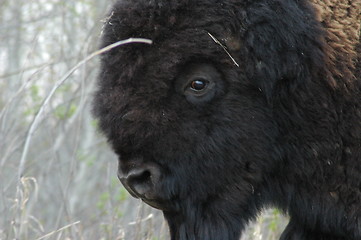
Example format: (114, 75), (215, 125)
(104, 0), (244, 42)
(100, 0), (246, 80)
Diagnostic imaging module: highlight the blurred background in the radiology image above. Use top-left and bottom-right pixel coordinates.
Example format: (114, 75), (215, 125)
(0, 0), (287, 239)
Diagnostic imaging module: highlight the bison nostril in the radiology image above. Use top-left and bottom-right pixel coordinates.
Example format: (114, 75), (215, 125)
(120, 164), (161, 199)
(128, 169), (151, 185)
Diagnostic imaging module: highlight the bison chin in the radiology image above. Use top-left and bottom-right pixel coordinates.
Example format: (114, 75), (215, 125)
(116, 150), (263, 240)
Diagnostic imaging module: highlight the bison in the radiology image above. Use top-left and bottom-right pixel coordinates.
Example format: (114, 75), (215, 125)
(92, 0), (361, 239)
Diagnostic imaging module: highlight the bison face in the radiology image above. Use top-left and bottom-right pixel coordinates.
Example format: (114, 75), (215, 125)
(94, 34), (279, 235)
(114, 61), (278, 213)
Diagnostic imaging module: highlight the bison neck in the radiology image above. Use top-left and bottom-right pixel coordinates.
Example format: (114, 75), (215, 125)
(162, 198), (258, 240)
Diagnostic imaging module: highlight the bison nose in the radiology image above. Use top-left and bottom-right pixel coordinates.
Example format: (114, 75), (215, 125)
(118, 163), (161, 200)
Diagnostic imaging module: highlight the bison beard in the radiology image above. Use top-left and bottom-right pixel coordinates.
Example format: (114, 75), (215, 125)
(92, 0), (361, 239)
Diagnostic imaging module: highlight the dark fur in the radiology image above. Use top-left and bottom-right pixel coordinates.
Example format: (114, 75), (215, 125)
(92, 0), (361, 239)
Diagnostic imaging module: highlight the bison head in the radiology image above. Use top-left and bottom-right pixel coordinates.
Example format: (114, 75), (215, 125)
(92, 0), (357, 239)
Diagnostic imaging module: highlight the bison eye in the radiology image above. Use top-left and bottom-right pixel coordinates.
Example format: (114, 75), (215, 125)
(189, 79), (209, 91)
(176, 63), (224, 104)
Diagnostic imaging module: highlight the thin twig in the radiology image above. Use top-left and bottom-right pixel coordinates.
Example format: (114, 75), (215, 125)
(35, 221), (81, 240)
(207, 32), (240, 67)
(129, 214), (154, 225)
(17, 38), (152, 181)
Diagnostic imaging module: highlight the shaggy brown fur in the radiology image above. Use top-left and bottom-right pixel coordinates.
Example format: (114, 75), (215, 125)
(311, 0), (361, 87)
